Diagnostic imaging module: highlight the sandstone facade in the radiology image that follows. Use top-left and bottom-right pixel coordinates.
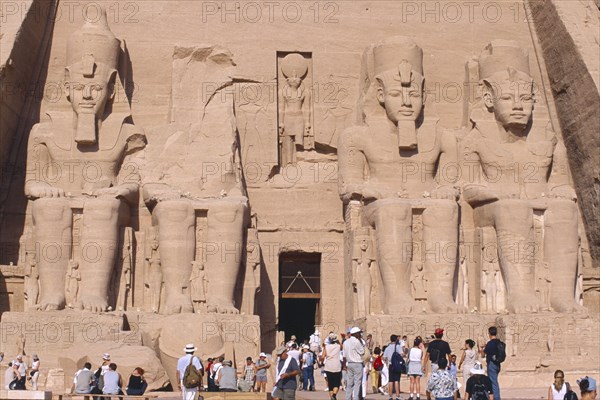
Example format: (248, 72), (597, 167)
(0, 0), (598, 392)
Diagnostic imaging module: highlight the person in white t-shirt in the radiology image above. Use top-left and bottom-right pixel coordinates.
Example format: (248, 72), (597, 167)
(4, 362), (18, 390)
(29, 354), (40, 390)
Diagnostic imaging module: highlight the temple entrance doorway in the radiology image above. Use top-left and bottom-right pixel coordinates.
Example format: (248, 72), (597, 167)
(278, 252), (321, 343)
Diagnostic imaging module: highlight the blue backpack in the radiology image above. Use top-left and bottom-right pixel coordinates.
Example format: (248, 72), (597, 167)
(390, 344), (407, 374)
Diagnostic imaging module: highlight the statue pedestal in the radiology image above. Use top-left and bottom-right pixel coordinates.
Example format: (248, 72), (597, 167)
(362, 312), (599, 388)
(0, 311), (168, 391)
(129, 312), (261, 388)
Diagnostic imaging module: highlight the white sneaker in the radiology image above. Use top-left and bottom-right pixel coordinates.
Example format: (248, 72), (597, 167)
(378, 387), (385, 394)
(324, 388), (329, 392)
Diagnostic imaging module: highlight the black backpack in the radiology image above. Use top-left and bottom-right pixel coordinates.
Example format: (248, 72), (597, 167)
(390, 343), (407, 374)
(564, 383), (578, 400)
(471, 379), (489, 400)
(494, 340), (506, 363)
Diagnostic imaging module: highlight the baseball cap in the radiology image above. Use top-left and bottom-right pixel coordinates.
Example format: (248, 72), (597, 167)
(578, 376), (597, 391)
(434, 328), (444, 336)
(349, 327), (362, 334)
(102, 353), (110, 360)
(259, 352), (267, 358)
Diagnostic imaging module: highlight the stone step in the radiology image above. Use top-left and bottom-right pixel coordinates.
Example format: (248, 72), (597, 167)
(0, 390), (52, 399)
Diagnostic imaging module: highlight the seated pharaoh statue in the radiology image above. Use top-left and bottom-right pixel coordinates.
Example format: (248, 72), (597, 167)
(141, 45), (248, 315)
(338, 36), (465, 314)
(24, 9), (146, 311)
(461, 40), (584, 314)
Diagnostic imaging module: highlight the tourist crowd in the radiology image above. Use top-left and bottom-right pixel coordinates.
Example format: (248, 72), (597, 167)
(2, 328), (596, 400)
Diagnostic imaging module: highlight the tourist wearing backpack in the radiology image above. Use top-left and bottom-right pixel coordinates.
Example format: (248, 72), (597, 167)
(465, 362), (492, 400)
(176, 344), (204, 400)
(371, 347), (383, 394)
(482, 327), (503, 400)
(383, 334), (406, 400)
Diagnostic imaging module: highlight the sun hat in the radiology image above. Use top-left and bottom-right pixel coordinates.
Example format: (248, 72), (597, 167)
(184, 344), (197, 353)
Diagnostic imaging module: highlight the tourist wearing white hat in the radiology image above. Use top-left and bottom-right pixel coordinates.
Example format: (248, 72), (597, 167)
(176, 344), (204, 400)
(254, 353), (270, 392)
(301, 345), (315, 391)
(14, 355), (27, 389)
(29, 354), (40, 390)
(464, 362), (493, 400)
(342, 327), (365, 400)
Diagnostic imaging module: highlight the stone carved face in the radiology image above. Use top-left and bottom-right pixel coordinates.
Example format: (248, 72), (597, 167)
(286, 77), (302, 89)
(483, 72), (534, 132)
(65, 63), (116, 120)
(360, 239), (369, 251)
(377, 74), (424, 124)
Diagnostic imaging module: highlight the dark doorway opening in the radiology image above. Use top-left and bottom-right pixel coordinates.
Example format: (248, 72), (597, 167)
(278, 298), (319, 343)
(278, 252), (321, 343)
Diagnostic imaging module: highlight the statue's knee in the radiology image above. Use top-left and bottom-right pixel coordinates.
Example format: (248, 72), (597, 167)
(423, 201), (458, 225)
(208, 201), (247, 225)
(546, 199), (577, 222)
(153, 200), (193, 223)
(32, 198), (71, 222)
(84, 198), (123, 221)
(367, 200), (411, 226)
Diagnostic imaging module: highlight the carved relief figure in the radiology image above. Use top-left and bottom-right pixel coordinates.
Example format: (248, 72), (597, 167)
(24, 8), (145, 311)
(241, 226), (261, 315)
(23, 251), (39, 309)
(411, 263), (427, 302)
(190, 261), (207, 313)
(536, 262), (551, 310)
(338, 37), (463, 314)
(120, 241), (132, 311)
(482, 262), (498, 313)
(322, 90), (353, 147)
(65, 260), (81, 308)
(278, 53), (312, 165)
(145, 238), (162, 313)
(352, 229), (375, 318)
(462, 40), (583, 313)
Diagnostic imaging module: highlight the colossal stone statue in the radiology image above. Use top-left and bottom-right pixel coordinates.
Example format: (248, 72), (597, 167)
(278, 53), (312, 165)
(462, 40), (583, 313)
(338, 37), (464, 314)
(24, 8), (145, 311)
(142, 45), (248, 315)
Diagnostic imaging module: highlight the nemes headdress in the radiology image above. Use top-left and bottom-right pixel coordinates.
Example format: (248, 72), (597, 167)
(67, 6), (120, 76)
(373, 36), (423, 84)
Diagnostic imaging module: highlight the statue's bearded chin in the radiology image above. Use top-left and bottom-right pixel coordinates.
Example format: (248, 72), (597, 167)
(75, 109), (97, 144)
